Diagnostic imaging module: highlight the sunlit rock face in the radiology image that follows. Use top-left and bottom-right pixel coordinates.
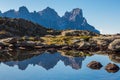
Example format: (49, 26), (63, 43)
(61, 8), (100, 33)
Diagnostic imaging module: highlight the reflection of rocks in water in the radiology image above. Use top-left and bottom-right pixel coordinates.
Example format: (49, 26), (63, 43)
(61, 56), (85, 70)
(60, 50), (92, 57)
(109, 54), (120, 63)
(0, 50), (42, 62)
(0, 51), (86, 70)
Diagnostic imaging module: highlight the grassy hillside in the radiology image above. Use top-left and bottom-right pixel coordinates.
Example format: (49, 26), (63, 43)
(0, 17), (49, 38)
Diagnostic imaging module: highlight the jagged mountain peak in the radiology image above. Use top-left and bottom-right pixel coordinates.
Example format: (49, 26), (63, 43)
(72, 8), (83, 17)
(45, 7), (53, 11)
(40, 7), (58, 16)
(39, 7), (60, 22)
(19, 6), (29, 13)
(64, 8), (83, 21)
(72, 8), (83, 15)
(0, 6), (100, 34)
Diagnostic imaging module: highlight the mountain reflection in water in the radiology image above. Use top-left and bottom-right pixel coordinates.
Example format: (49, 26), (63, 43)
(1, 50), (120, 80)
(0, 51), (85, 70)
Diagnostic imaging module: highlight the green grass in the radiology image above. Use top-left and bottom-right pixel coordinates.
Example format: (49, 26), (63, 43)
(18, 36), (40, 42)
(42, 35), (92, 45)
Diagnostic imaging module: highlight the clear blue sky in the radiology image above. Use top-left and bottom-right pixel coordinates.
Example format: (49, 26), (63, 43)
(0, 0), (120, 34)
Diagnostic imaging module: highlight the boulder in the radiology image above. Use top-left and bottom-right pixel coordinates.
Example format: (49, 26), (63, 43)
(89, 39), (100, 51)
(62, 46), (72, 50)
(78, 41), (90, 50)
(18, 41), (36, 47)
(105, 63), (119, 73)
(7, 37), (17, 44)
(87, 61), (103, 69)
(46, 48), (57, 53)
(0, 37), (17, 44)
(8, 44), (15, 49)
(97, 39), (109, 50)
(108, 39), (120, 51)
(0, 39), (9, 48)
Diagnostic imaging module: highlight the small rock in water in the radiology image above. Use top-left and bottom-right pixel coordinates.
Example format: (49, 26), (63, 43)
(105, 63), (119, 73)
(87, 61), (103, 70)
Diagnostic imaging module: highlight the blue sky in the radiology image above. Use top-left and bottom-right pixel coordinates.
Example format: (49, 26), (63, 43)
(0, 0), (120, 34)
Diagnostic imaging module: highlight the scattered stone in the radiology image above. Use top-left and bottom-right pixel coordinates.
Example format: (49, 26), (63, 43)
(87, 61), (103, 69)
(105, 63), (119, 73)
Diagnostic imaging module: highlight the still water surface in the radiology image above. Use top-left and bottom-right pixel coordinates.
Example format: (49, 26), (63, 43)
(0, 52), (120, 80)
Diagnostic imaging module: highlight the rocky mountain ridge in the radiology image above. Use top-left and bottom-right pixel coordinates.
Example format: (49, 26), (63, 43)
(0, 6), (100, 34)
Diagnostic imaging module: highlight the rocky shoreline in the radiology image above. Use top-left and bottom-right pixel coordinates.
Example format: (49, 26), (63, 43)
(0, 33), (120, 54)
